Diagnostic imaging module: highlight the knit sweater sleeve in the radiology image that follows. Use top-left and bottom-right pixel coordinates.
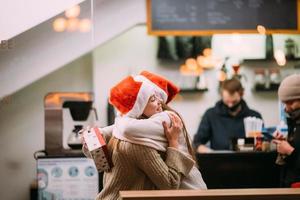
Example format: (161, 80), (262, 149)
(99, 125), (114, 142)
(115, 112), (171, 141)
(133, 144), (195, 189)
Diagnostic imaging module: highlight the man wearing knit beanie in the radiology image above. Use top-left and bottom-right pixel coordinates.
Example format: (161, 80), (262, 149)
(274, 74), (300, 187)
(278, 74), (300, 103)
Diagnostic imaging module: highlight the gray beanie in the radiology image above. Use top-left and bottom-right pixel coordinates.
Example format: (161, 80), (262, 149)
(278, 74), (300, 102)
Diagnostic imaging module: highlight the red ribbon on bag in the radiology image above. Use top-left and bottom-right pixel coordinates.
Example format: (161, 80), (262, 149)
(92, 127), (113, 170)
(93, 127), (106, 146)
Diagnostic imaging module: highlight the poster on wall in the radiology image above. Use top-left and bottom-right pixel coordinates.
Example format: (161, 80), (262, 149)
(37, 157), (98, 200)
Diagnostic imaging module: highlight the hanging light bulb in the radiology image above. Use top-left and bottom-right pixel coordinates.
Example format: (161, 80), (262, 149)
(197, 50), (221, 69)
(180, 64), (203, 76)
(180, 64), (188, 75)
(79, 19), (91, 32)
(65, 5), (81, 18)
(66, 18), (79, 32)
(203, 48), (212, 57)
(274, 49), (286, 66)
(53, 18), (67, 32)
(257, 25), (266, 35)
(185, 58), (198, 70)
(197, 55), (207, 67)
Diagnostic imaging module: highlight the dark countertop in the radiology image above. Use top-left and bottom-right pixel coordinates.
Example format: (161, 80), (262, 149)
(196, 151), (280, 189)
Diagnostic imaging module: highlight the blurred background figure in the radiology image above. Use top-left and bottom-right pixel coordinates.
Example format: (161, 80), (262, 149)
(274, 74), (300, 187)
(193, 78), (262, 152)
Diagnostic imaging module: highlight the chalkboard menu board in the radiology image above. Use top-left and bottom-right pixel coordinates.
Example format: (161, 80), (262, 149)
(147, 0), (300, 35)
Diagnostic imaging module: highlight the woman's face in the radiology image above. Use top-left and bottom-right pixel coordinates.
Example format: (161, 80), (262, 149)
(143, 95), (163, 118)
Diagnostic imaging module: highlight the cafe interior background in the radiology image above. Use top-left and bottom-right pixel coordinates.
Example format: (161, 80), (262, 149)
(1, 0), (300, 199)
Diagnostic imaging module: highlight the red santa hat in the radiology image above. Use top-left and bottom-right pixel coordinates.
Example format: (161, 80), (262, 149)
(109, 76), (156, 118)
(135, 71), (180, 104)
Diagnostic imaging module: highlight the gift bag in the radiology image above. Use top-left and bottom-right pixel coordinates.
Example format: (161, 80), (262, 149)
(83, 127), (113, 172)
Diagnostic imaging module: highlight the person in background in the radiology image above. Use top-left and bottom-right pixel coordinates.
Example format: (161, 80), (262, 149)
(193, 78), (263, 152)
(273, 74), (300, 187)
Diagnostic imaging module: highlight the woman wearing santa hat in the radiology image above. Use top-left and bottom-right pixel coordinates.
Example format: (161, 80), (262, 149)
(82, 71), (196, 200)
(111, 72), (207, 190)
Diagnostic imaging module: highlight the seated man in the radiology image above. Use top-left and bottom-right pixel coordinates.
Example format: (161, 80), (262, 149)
(193, 78), (263, 152)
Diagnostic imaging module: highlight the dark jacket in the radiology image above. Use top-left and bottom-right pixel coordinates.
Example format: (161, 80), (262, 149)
(193, 99), (262, 150)
(281, 114), (300, 187)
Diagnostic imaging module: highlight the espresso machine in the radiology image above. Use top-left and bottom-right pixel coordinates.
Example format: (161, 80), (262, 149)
(44, 92), (98, 155)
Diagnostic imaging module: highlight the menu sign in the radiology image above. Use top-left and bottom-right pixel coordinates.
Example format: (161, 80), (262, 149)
(147, 0), (300, 35)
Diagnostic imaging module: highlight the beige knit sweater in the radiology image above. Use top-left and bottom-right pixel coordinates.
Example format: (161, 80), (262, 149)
(113, 112), (207, 189)
(83, 127), (195, 200)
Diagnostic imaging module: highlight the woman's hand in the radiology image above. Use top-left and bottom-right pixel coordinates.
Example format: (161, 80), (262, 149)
(197, 144), (213, 153)
(79, 126), (91, 149)
(163, 112), (182, 148)
(273, 140), (294, 155)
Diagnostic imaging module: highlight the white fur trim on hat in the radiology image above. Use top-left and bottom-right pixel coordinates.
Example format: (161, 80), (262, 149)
(126, 79), (156, 118)
(134, 75), (168, 103)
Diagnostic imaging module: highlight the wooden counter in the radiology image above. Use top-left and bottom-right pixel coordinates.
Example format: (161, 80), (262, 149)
(120, 188), (300, 200)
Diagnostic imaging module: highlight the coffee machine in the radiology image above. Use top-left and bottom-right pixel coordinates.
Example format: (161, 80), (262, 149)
(44, 92), (98, 155)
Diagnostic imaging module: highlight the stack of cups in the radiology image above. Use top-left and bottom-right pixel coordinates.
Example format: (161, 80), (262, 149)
(244, 117), (264, 151)
(244, 117), (263, 138)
